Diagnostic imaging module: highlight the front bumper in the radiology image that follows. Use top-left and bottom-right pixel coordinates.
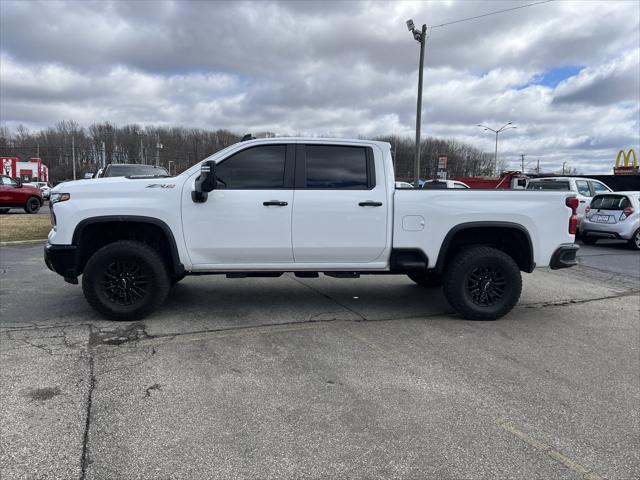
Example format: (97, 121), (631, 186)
(44, 243), (79, 284)
(549, 243), (579, 270)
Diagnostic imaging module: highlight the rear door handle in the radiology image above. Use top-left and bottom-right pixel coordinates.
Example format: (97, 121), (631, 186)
(263, 201), (288, 206)
(359, 201), (383, 207)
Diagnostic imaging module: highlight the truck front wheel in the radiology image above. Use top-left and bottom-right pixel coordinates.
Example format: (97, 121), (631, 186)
(82, 240), (170, 320)
(443, 246), (521, 321)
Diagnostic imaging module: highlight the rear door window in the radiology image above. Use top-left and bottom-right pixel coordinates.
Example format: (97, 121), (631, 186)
(575, 180), (591, 197)
(303, 145), (372, 189)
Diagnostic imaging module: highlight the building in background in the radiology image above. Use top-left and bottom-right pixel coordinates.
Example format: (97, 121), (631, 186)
(1, 157), (49, 182)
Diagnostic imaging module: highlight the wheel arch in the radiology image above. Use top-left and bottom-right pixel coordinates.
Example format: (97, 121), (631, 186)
(433, 222), (535, 274)
(72, 216), (184, 276)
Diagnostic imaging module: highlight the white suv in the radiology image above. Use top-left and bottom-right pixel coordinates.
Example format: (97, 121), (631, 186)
(526, 177), (611, 223)
(580, 191), (640, 250)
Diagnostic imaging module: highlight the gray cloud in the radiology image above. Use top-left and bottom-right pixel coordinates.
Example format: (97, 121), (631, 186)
(1, 0), (639, 173)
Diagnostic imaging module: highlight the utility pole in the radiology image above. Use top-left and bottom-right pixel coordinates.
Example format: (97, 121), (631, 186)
(536, 159), (540, 175)
(562, 161), (566, 175)
(101, 141), (106, 169)
(155, 134), (162, 167)
(406, 19), (427, 187)
(72, 136), (76, 180)
(520, 153), (526, 173)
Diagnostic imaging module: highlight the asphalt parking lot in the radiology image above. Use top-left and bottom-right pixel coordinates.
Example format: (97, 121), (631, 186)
(1, 241), (638, 479)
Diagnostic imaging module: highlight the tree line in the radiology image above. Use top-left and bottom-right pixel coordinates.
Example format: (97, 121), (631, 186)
(0, 121), (499, 183)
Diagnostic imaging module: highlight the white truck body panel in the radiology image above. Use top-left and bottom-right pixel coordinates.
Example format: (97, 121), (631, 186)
(49, 137), (575, 273)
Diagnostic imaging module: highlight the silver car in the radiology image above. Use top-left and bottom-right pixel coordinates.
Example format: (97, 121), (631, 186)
(580, 191), (640, 250)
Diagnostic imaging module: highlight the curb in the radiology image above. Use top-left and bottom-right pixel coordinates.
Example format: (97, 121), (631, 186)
(0, 239), (47, 247)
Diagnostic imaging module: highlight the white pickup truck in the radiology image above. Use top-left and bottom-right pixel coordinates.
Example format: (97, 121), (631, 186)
(45, 138), (579, 321)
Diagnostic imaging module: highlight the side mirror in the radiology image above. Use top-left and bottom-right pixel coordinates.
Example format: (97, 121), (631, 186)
(192, 160), (217, 203)
(15, 178), (22, 187)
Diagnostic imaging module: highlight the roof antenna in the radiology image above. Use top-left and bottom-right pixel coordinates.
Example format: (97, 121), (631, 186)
(241, 133), (255, 142)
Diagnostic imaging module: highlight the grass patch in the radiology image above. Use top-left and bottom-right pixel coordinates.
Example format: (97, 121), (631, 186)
(0, 214), (51, 243)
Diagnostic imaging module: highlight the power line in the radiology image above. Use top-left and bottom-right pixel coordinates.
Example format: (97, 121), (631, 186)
(429, 0), (554, 30)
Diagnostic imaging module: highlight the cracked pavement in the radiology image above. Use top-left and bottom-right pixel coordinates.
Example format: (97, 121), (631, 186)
(0, 241), (638, 479)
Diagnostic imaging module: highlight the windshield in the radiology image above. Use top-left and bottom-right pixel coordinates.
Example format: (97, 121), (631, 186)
(589, 195), (630, 210)
(527, 181), (570, 191)
(104, 165), (169, 177)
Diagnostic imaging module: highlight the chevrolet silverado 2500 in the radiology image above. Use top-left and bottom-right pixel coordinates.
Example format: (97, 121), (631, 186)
(45, 138), (579, 321)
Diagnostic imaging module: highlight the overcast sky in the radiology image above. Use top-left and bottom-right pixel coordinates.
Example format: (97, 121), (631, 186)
(1, 0), (639, 173)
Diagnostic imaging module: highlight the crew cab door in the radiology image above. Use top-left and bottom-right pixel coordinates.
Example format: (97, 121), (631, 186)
(291, 144), (388, 263)
(182, 144), (295, 267)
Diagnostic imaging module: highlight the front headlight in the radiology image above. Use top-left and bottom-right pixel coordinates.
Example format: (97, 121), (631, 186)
(50, 193), (71, 204)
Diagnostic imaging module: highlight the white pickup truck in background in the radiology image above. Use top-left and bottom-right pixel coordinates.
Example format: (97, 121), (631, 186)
(45, 138), (579, 321)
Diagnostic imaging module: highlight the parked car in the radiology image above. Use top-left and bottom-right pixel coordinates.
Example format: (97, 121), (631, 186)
(0, 175), (43, 213)
(25, 181), (51, 199)
(526, 177), (611, 223)
(579, 191), (640, 250)
(395, 181), (415, 189)
(422, 180), (470, 189)
(45, 138), (579, 321)
(101, 164), (169, 178)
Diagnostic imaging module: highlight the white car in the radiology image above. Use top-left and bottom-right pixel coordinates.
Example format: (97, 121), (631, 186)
(422, 180), (470, 189)
(580, 191), (640, 250)
(45, 137), (578, 321)
(526, 177), (611, 223)
(25, 181), (51, 199)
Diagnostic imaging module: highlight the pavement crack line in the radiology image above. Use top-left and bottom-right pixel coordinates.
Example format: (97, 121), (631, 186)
(496, 419), (604, 480)
(523, 290), (638, 309)
(79, 332), (96, 480)
(286, 275), (368, 321)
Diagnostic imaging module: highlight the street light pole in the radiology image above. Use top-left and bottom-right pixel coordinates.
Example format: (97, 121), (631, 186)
(407, 19), (427, 187)
(477, 122), (517, 175)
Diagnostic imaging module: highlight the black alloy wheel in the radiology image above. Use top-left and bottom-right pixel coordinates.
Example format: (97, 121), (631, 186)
(82, 240), (170, 320)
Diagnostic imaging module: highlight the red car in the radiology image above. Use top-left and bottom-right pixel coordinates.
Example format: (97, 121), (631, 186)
(0, 175), (43, 214)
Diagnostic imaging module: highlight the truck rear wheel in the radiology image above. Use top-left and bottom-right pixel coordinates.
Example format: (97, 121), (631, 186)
(24, 196), (41, 214)
(82, 240), (170, 320)
(443, 246), (521, 321)
(407, 272), (442, 287)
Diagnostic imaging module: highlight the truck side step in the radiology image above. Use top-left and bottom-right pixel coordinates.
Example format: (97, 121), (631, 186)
(226, 272), (283, 278)
(324, 272), (360, 278)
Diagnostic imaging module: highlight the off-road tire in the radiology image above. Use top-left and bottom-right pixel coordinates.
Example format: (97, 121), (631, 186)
(82, 240), (170, 320)
(629, 229), (640, 251)
(24, 196), (41, 214)
(443, 246), (522, 321)
(407, 272), (443, 288)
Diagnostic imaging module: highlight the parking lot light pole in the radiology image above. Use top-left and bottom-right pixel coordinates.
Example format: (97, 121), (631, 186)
(477, 122), (517, 175)
(407, 19), (427, 188)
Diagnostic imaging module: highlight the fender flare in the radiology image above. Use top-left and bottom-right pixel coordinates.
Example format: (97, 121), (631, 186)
(434, 221), (534, 273)
(72, 215), (185, 275)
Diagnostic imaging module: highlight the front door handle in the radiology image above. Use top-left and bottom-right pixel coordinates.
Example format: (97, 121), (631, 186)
(359, 201), (383, 207)
(263, 201), (288, 206)
(579, 200), (586, 203)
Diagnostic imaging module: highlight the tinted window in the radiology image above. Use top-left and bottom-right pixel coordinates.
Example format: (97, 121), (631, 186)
(576, 180), (591, 196)
(104, 165), (168, 177)
(589, 195), (630, 210)
(422, 181), (448, 190)
(305, 145), (368, 189)
(527, 181), (570, 190)
(590, 181), (610, 194)
(216, 145), (286, 189)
